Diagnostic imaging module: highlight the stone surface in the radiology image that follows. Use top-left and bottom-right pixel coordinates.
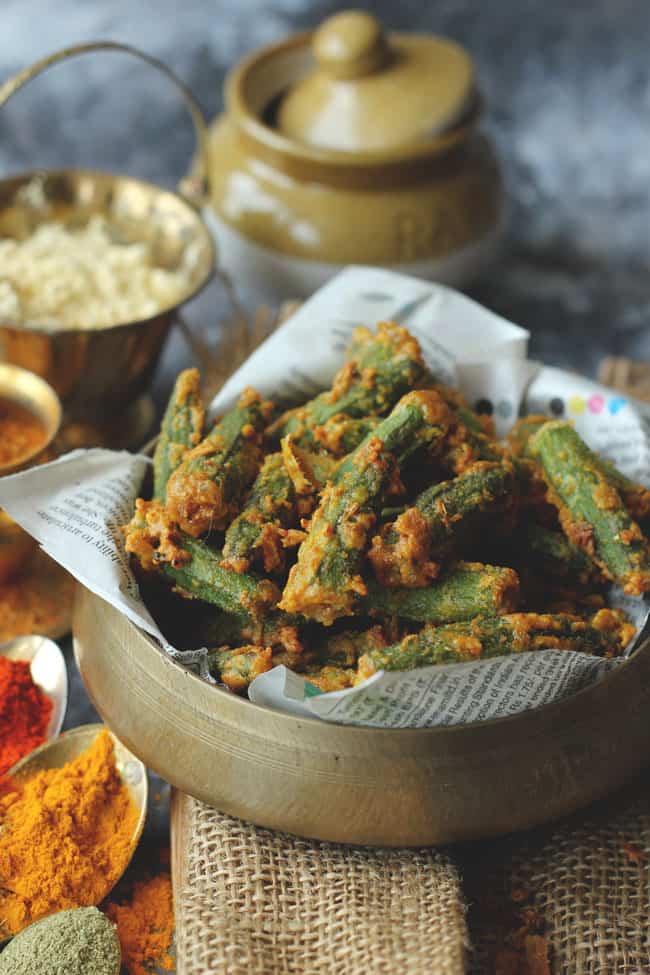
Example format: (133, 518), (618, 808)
(3, 0), (650, 842)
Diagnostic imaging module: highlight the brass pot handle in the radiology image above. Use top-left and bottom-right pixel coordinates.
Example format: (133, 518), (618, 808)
(0, 40), (210, 206)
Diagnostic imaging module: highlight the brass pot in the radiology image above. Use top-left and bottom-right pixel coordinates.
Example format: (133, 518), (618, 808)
(73, 586), (650, 847)
(0, 43), (215, 423)
(205, 11), (502, 301)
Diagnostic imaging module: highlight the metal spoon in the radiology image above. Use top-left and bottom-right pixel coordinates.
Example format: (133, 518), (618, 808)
(0, 635), (68, 740)
(0, 724), (148, 944)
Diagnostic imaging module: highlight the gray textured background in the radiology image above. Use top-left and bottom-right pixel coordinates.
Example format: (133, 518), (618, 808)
(2, 0), (650, 848)
(1, 0), (649, 379)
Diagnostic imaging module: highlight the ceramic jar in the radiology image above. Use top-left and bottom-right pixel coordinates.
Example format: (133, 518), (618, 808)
(204, 11), (502, 301)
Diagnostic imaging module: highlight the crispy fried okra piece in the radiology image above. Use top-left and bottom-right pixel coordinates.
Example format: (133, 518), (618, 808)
(308, 624), (389, 668)
(279, 389), (452, 625)
(280, 435), (339, 496)
(369, 461), (517, 588)
(312, 415), (379, 456)
(268, 322), (427, 446)
(124, 499), (279, 620)
(434, 385), (504, 474)
(208, 645), (273, 693)
(221, 453), (296, 574)
(530, 421), (650, 595)
(153, 368), (205, 501)
(509, 415), (650, 521)
(303, 666), (356, 693)
(165, 388), (272, 537)
(363, 561), (520, 623)
(357, 611), (633, 679)
(507, 415), (548, 458)
(519, 524), (606, 588)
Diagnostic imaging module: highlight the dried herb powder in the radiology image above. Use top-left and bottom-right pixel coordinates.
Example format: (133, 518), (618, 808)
(0, 907), (121, 975)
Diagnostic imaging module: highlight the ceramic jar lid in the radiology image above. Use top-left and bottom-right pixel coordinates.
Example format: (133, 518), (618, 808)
(277, 10), (476, 152)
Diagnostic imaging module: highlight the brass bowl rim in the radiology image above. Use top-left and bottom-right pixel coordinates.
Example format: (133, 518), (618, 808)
(132, 605), (644, 739)
(0, 167), (216, 337)
(0, 362), (62, 474)
(226, 29), (480, 173)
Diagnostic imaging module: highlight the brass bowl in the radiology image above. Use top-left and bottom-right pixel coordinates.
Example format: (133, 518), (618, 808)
(0, 43), (215, 423)
(0, 363), (62, 580)
(73, 587), (650, 847)
(0, 361), (62, 475)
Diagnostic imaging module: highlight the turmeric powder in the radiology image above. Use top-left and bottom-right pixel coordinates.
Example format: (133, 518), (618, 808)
(106, 868), (174, 975)
(0, 729), (139, 938)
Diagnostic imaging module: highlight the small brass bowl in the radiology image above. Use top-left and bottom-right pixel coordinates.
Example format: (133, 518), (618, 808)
(0, 361), (62, 476)
(0, 362), (62, 580)
(0, 43), (215, 423)
(0, 169), (214, 422)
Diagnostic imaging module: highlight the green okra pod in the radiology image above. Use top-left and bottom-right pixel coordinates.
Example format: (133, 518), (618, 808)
(166, 387), (272, 537)
(124, 500), (280, 619)
(208, 645), (273, 693)
(279, 389), (452, 625)
(280, 435), (339, 496)
(508, 415), (650, 521)
(268, 322), (427, 447)
(221, 452), (296, 574)
(519, 524), (606, 587)
(311, 414), (379, 456)
(357, 611), (632, 678)
(363, 561), (520, 623)
(153, 368), (205, 501)
(530, 421), (650, 595)
(369, 461), (517, 588)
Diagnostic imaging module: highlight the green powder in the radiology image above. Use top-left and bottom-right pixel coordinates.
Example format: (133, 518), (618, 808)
(0, 907), (121, 975)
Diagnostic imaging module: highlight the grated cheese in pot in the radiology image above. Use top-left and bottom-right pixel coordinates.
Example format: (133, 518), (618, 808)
(0, 216), (196, 331)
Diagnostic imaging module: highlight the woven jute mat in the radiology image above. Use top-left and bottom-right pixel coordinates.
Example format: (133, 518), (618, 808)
(172, 773), (650, 975)
(463, 772), (650, 974)
(171, 790), (468, 975)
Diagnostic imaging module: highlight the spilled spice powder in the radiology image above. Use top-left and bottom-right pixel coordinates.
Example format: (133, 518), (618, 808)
(0, 549), (76, 642)
(105, 867), (174, 975)
(0, 729), (139, 937)
(0, 656), (52, 776)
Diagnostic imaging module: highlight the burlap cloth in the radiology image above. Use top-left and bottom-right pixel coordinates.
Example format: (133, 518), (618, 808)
(171, 775), (650, 975)
(170, 791), (468, 975)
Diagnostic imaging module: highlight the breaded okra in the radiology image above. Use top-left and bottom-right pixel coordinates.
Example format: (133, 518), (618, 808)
(280, 435), (339, 496)
(519, 524), (606, 588)
(311, 414), (379, 456)
(509, 414), (650, 521)
(124, 499), (279, 620)
(268, 322), (427, 447)
(369, 461), (516, 588)
(221, 452), (296, 574)
(434, 385), (504, 474)
(530, 421), (650, 595)
(363, 561), (520, 623)
(165, 388), (272, 537)
(279, 389), (452, 624)
(153, 368), (205, 500)
(208, 645), (273, 693)
(357, 611), (633, 679)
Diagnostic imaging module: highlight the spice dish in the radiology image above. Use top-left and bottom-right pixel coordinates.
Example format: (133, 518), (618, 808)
(0, 635), (68, 759)
(0, 725), (147, 940)
(0, 363), (61, 476)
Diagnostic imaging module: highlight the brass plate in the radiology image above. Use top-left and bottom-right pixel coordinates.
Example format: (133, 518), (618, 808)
(73, 586), (650, 847)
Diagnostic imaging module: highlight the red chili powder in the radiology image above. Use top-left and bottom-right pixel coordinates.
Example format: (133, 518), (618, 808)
(0, 656), (53, 776)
